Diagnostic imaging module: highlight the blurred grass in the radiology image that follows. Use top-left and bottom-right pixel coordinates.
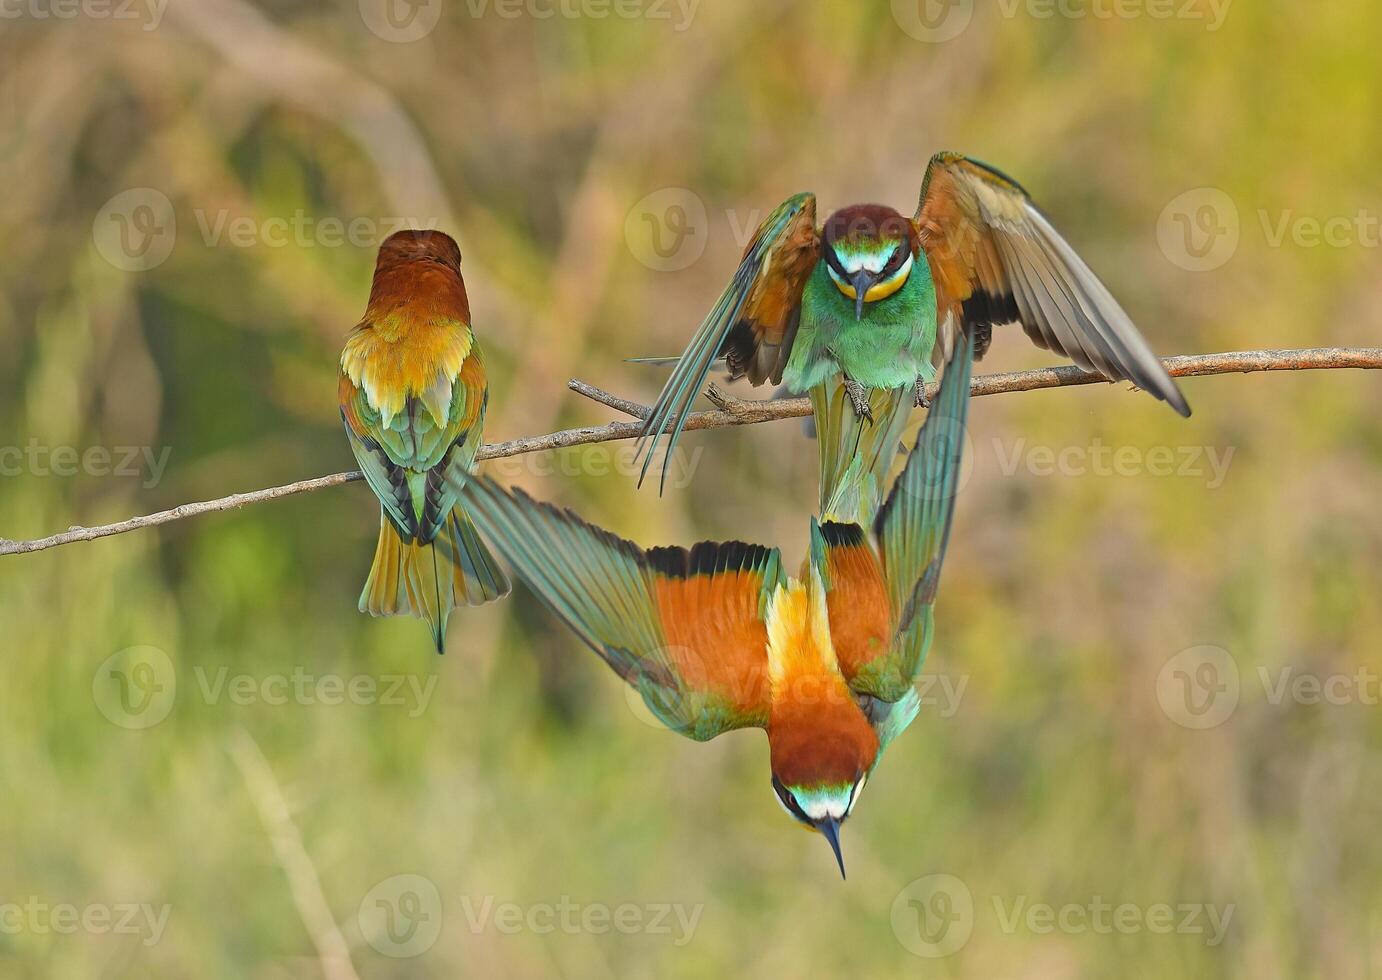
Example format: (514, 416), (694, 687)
(2, 1), (1381, 976)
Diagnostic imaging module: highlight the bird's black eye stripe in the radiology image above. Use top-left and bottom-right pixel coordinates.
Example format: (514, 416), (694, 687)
(880, 244), (907, 277)
(772, 776), (812, 824)
(822, 242), (848, 277)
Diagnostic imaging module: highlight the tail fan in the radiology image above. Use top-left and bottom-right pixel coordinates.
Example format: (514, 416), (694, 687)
(359, 508), (511, 653)
(811, 380), (913, 526)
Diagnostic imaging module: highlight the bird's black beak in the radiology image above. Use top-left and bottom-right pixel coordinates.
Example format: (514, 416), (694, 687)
(851, 270), (876, 321)
(818, 817), (847, 879)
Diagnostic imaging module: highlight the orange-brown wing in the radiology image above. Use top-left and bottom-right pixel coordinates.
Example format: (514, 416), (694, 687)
(723, 194), (822, 386)
(460, 478), (781, 740)
(914, 152), (1189, 416)
(645, 543), (782, 734)
(637, 193), (820, 491)
(808, 521), (897, 700)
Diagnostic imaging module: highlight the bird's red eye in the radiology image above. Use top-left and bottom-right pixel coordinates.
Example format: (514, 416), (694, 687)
(771, 776), (812, 824)
(881, 244), (907, 276)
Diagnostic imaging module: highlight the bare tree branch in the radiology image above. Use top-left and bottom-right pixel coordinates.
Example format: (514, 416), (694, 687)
(2, 346), (1378, 558)
(229, 729), (360, 980)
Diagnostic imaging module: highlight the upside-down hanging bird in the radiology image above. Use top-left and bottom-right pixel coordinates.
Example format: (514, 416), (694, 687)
(635, 152), (1191, 520)
(339, 230), (510, 652)
(461, 332), (975, 877)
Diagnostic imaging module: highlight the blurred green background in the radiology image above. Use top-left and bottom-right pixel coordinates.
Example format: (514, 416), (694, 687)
(2, 1), (1380, 976)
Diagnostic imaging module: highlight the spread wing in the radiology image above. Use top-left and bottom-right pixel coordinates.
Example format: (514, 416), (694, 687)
(460, 478), (783, 740)
(914, 152), (1189, 417)
(636, 192), (820, 491)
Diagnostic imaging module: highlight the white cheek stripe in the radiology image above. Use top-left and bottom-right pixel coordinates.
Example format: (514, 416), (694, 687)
(840, 252), (887, 274)
(828, 252), (913, 302)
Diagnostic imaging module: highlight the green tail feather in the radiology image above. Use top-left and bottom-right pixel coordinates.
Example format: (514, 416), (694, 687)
(359, 508), (511, 654)
(811, 380), (913, 526)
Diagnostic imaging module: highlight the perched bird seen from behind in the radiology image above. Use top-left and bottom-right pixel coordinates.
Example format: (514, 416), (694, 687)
(338, 230), (510, 653)
(635, 152), (1191, 519)
(462, 333), (977, 877)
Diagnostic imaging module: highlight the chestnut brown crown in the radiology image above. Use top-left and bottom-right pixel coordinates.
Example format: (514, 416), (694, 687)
(375, 229), (462, 272)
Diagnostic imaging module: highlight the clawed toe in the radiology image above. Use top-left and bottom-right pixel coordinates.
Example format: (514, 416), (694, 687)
(843, 378), (874, 423)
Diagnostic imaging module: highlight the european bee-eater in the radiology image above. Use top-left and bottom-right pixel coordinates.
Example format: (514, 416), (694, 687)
(636, 152), (1191, 516)
(462, 332), (975, 877)
(339, 230), (510, 653)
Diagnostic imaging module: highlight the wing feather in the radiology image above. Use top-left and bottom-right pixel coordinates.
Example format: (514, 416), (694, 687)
(460, 478), (779, 739)
(872, 328), (975, 685)
(914, 152), (1189, 416)
(635, 193), (820, 491)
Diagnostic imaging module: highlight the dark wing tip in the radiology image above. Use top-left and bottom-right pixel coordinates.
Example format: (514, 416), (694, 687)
(817, 521), (868, 548)
(647, 540), (775, 579)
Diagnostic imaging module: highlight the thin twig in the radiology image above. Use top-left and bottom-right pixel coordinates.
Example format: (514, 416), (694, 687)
(229, 729), (360, 980)
(567, 378), (650, 419)
(704, 383), (763, 415)
(2, 347), (1378, 558)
